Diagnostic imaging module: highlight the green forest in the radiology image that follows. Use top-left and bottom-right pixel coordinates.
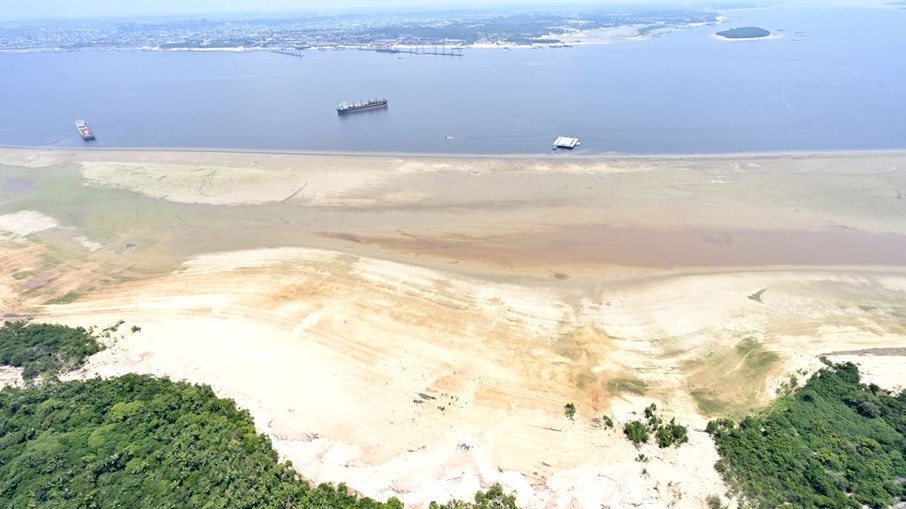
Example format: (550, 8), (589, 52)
(4, 321), (906, 508)
(708, 361), (906, 508)
(0, 374), (520, 508)
(0, 322), (516, 508)
(0, 374), (408, 508)
(0, 321), (103, 382)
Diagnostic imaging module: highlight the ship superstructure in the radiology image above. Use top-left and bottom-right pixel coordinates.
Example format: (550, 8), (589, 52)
(337, 98), (388, 114)
(75, 120), (95, 141)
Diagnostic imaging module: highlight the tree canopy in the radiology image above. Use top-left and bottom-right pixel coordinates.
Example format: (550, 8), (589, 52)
(622, 404), (688, 449)
(0, 374), (409, 508)
(0, 321), (103, 382)
(708, 362), (906, 508)
(0, 321), (520, 509)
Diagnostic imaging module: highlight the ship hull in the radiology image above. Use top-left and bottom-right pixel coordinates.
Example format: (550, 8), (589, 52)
(336, 99), (388, 114)
(337, 103), (388, 114)
(74, 120), (95, 141)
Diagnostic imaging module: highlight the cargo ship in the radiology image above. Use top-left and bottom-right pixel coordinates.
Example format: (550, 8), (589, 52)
(337, 98), (388, 114)
(74, 120), (95, 141)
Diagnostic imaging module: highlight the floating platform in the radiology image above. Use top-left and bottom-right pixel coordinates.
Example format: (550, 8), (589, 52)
(553, 136), (580, 149)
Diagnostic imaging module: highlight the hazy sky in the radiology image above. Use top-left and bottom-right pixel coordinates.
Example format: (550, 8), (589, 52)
(0, 0), (579, 20)
(0, 0), (709, 21)
(0, 0), (889, 20)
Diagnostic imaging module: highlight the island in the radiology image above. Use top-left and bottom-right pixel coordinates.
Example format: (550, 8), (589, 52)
(715, 26), (772, 40)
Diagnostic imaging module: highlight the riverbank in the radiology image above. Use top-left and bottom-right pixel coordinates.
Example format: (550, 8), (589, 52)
(2, 148), (905, 507)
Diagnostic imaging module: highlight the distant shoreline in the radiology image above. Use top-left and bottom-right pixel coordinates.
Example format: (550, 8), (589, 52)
(3, 144), (906, 163)
(0, 17), (726, 54)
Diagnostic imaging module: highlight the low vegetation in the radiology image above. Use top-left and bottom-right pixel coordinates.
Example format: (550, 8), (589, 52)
(428, 484), (518, 509)
(623, 404), (689, 448)
(605, 376), (648, 396)
(655, 419), (689, 448)
(564, 402), (576, 420)
(687, 337), (781, 416)
(624, 420), (650, 446)
(0, 321), (103, 382)
(708, 361), (906, 508)
(706, 494), (728, 509)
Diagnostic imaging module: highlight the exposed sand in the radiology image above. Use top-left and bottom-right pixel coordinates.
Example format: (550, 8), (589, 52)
(0, 210), (58, 237)
(2, 148), (906, 508)
(0, 366), (23, 389)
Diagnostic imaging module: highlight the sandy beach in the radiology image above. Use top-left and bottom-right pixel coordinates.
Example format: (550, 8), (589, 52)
(2, 148), (905, 507)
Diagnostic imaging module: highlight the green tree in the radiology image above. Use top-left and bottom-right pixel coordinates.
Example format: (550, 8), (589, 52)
(429, 483), (518, 509)
(670, 420), (688, 445)
(643, 403), (661, 429)
(0, 321), (103, 382)
(564, 403), (576, 421)
(710, 362), (906, 508)
(0, 323), (520, 509)
(624, 420), (649, 446)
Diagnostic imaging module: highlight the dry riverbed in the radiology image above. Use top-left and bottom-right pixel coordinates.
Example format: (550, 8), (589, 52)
(2, 148), (905, 507)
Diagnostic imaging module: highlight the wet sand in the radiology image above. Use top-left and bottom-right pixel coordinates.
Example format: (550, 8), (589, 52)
(332, 225), (906, 268)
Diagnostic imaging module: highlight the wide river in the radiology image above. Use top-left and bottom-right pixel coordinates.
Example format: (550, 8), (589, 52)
(2, 4), (905, 155)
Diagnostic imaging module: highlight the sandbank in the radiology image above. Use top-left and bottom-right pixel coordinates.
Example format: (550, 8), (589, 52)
(1, 147), (905, 507)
